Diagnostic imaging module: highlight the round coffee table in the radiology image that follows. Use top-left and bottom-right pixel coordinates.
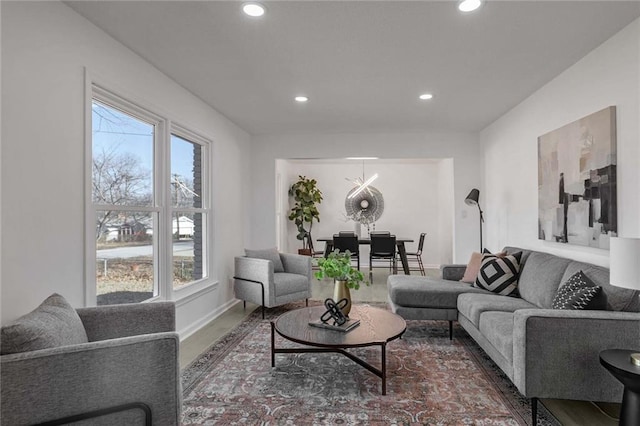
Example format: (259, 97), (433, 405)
(271, 304), (406, 395)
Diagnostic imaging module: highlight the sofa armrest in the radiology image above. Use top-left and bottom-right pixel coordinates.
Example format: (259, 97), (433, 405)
(234, 256), (276, 304)
(77, 302), (175, 342)
(281, 253), (312, 278)
(441, 264), (467, 281)
(512, 308), (640, 402)
(0, 332), (181, 425)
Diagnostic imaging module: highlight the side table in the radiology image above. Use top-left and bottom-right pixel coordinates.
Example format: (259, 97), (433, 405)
(600, 349), (640, 426)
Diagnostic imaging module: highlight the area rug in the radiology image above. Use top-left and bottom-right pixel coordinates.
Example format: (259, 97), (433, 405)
(181, 301), (559, 425)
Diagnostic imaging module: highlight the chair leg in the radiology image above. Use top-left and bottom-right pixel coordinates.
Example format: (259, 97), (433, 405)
(243, 300), (246, 310)
(531, 397), (538, 425)
(449, 321), (453, 340)
(261, 305), (265, 319)
(305, 298), (309, 307)
(418, 256), (425, 276)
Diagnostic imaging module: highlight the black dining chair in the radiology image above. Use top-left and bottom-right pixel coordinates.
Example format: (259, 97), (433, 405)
(369, 234), (397, 283)
(401, 233), (426, 276)
(332, 234), (360, 270)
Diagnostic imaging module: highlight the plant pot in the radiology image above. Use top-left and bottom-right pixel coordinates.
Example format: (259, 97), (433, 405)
(333, 279), (352, 316)
(298, 248), (312, 256)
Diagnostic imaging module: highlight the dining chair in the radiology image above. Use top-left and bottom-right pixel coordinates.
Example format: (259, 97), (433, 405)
(401, 233), (426, 275)
(307, 237), (326, 268)
(369, 234), (397, 283)
(338, 231), (356, 236)
(332, 234), (360, 270)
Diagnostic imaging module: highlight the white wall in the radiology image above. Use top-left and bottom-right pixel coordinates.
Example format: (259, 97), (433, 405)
(1, 1), (251, 331)
(480, 18), (640, 267)
(278, 159), (454, 266)
(251, 132), (481, 263)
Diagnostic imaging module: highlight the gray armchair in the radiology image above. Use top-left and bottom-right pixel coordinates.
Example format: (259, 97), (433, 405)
(234, 252), (312, 318)
(1, 301), (181, 425)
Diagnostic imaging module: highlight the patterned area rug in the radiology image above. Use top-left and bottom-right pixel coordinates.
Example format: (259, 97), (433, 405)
(181, 301), (559, 425)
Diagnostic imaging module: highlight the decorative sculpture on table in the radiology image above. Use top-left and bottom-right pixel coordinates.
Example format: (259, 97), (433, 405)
(320, 298), (349, 326)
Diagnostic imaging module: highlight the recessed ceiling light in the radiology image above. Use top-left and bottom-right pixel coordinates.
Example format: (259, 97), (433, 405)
(295, 96), (309, 103)
(458, 0), (482, 12)
(242, 2), (265, 17)
(419, 93), (434, 100)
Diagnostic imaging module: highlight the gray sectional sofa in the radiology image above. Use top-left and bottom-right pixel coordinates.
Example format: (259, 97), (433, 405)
(387, 246), (640, 423)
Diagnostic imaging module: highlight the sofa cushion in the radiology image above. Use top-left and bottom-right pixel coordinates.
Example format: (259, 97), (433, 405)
(552, 270), (607, 310)
(457, 293), (537, 327)
(479, 311), (515, 363)
(388, 275), (488, 309)
(245, 247), (285, 273)
(461, 249), (506, 283)
(474, 252), (522, 296)
(517, 252), (571, 308)
(274, 272), (309, 297)
(1, 293), (88, 355)
(563, 261), (639, 312)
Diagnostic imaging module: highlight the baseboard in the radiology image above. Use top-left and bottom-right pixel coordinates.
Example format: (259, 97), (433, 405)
(178, 298), (241, 341)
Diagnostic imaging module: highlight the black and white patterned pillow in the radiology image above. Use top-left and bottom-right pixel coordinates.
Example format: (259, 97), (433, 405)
(552, 270), (607, 310)
(474, 252), (522, 296)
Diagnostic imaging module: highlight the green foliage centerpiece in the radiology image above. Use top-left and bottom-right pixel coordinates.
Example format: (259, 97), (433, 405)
(315, 250), (368, 316)
(288, 175), (323, 255)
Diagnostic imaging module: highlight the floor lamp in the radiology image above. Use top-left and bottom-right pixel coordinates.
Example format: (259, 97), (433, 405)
(465, 188), (484, 251)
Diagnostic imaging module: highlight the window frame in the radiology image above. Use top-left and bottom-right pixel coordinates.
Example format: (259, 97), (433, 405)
(168, 125), (212, 292)
(85, 80), (214, 306)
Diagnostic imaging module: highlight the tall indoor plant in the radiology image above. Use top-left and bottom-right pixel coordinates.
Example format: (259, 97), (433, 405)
(288, 175), (323, 255)
(315, 250), (368, 316)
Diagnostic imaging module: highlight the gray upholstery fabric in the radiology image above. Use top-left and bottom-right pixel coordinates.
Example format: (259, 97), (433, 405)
(1, 293), (88, 355)
(245, 247), (285, 272)
(388, 275), (487, 308)
(517, 252), (571, 308)
(234, 254), (311, 308)
(457, 293), (536, 327)
(563, 261), (639, 312)
(441, 264), (467, 281)
(0, 302), (181, 425)
(274, 273), (310, 297)
(478, 311), (515, 363)
(387, 294), (458, 320)
(77, 302), (175, 342)
(512, 308), (640, 401)
(458, 314), (514, 379)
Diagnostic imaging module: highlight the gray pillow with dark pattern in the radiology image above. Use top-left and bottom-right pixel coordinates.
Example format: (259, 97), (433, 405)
(552, 270), (608, 310)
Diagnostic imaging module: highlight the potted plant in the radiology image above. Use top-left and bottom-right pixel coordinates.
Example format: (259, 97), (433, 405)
(315, 250), (369, 316)
(288, 175), (323, 255)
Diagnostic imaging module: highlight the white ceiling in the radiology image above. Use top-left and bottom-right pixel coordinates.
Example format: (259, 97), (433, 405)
(65, 1), (640, 135)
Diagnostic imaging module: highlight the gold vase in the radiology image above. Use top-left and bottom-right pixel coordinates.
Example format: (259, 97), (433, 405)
(333, 279), (352, 316)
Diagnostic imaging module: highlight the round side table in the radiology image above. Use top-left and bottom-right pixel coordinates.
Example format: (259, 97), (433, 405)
(600, 349), (640, 426)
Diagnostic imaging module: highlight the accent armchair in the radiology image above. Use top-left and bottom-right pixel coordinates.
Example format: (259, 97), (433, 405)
(1, 300), (181, 426)
(234, 251), (312, 318)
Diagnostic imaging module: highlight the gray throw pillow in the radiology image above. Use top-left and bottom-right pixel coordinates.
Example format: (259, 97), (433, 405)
(1, 293), (89, 355)
(245, 247), (285, 273)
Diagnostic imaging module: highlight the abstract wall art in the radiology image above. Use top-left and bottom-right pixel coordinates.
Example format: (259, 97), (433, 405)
(538, 106), (617, 249)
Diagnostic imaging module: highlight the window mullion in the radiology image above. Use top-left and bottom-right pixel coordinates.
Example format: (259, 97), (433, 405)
(157, 120), (172, 301)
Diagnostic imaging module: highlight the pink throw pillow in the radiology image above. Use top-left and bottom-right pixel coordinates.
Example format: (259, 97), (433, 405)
(461, 252), (484, 283)
(460, 250), (507, 283)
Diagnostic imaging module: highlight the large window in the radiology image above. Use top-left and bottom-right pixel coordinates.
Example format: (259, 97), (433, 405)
(90, 86), (210, 305)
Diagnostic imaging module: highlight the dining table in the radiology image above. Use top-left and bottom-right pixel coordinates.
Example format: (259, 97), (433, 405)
(317, 236), (414, 275)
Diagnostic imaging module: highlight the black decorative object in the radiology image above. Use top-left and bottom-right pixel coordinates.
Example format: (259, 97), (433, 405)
(308, 297), (361, 332)
(321, 298), (349, 326)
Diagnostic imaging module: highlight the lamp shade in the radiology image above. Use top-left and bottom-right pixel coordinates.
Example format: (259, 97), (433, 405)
(465, 188), (480, 206)
(610, 237), (640, 290)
